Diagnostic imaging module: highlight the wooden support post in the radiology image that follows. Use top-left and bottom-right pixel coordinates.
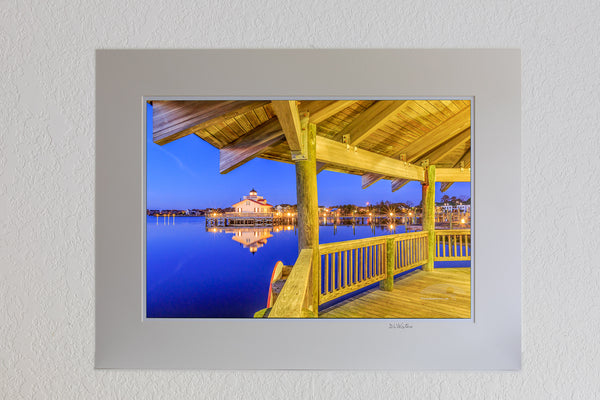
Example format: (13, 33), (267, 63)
(380, 237), (395, 291)
(422, 165), (436, 271)
(295, 115), (320, 315)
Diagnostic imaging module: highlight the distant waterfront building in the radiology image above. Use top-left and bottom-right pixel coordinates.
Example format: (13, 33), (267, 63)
(231, 189), (274, 214)
(455, 202), (470, 212)
(439, 201), (471, 213)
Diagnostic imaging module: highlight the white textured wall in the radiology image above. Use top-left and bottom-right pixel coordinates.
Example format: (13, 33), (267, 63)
(2, 1), (599, 398)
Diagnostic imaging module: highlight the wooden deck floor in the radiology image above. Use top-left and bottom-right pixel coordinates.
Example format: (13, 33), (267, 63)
(319, 267), (471, 319)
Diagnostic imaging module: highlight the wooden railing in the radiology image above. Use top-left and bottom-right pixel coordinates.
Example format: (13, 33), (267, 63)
(393, 231), (429, 273)
(435, 229), (471, 260)
(267, 229), (471, 317)
(269, 248), (315, 318)
(318, 236), (387, 305)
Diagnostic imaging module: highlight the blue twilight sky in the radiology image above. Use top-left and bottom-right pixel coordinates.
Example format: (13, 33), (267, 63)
(146, 103), (470, 210)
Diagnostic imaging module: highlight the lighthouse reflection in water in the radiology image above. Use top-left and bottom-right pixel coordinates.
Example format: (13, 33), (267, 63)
(209, 226), (295, 254)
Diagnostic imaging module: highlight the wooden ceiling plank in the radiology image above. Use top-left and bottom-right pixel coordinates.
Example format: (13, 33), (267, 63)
(153, 100), (268, 146)
(271, 100), (303, 152)
(395, 107), (430, 135)
(402, 103), (438, 131)
(315, 136), (425, 182)
(193, 128), (227, 149)
(219, 118), (285, 174)
(411, 101), (445, 126)
(429, 100), (454, 119)
(390, 107), (471, 161)
(441, 100), (462, 113)
(420, 128), (471, 163)
(253, 106), (269, 124)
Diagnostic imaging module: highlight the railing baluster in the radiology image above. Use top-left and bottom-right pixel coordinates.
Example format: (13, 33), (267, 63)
(396, 240), (400, 270)
(337, 251), (341, 290)
(453, 234), (457, 258)
(379, 243), (382, 276)
(324, 253), (329, 295)
(373, 245), (377, 277)
(356, 248), (359, 284)
(378, 243), (383, 277)
(366, 246), (369, 279)
(351, 249), (355, 285)
(374, 244), (378, 277)
(442, 234), (446, 258)
(468, 234), (471, 257)
(363, 246), (366, 280)
(369, 246), (375, 278)
(345, 250), (348, 287)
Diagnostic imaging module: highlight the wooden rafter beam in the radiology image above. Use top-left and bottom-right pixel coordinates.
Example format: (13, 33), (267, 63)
(271, 100), (303, 152)
(362, 173), (383, 189)
(440, 182), (453, 192)
(435, 168), (471, 182)
(326, 101), (407, 181)
(152, 100), (269, 146)
(391, 128), (471, 191)
(299, 100), (355, 124)
(365, 175), (384, 188)
(334, 100), (408, 146)
(441, 149), (471, 192)
(306, 100), (356, 173)
(315, 136), (425, 182)
(391, 179), (410, 192)
(316, 162), (327, 174)
(219, 118), (285, 174)
(420, 128), (471, 164)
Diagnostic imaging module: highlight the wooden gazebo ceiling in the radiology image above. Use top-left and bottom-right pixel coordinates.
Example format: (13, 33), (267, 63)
(152, 100), (471, 191)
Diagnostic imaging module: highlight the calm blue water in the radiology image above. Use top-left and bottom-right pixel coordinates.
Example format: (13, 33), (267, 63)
(146, 216), (415, 318)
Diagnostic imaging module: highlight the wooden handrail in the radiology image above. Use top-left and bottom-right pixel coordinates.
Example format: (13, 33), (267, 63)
(319, 236), (386, 253)
(269, 248), (314, 318)
(318, 231), (427, 253)
(434, 229), (471, 235)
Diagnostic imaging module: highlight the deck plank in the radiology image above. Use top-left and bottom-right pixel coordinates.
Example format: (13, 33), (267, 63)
(319, 267), (471, 319)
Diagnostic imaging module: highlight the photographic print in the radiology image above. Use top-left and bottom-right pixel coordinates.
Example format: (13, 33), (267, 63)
(146, 99), (472, 319)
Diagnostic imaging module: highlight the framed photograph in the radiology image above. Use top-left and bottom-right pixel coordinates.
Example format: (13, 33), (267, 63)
(96, 49), (521, 369)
